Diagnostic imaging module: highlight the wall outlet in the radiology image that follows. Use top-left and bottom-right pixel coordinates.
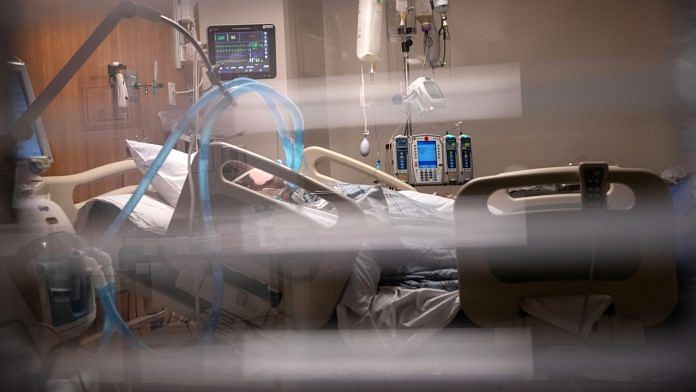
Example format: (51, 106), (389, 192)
(168, 82), (176, 106)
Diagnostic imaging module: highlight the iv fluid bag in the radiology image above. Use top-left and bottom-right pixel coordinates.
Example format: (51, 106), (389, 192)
(357, 0), (385, 64)
(415, 0), (433, 29)
(433, 0), (449, 13)
(395, 0), (408, 13)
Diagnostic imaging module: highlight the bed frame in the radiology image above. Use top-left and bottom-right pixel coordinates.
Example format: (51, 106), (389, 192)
(42, 159), (140, 224)
(42, 144), (370, 330)
(455, 164), (677, 342)
(303, 146), (416, 191)
(43, 145), (415, 224)
(166, 142), (366, 329)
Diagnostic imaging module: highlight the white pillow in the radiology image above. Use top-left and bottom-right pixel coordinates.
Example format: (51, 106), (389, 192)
(126, 140), (190, 208)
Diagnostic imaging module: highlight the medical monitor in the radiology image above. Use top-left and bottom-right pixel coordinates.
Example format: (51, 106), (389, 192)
(207, 24), (277, 80)
(5, 58), (52, 173)
(416, 140), (438, 169)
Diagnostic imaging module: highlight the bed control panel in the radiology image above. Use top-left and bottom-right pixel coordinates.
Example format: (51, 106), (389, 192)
(579, 162), (609, 209)
(410, 135), (443, 185)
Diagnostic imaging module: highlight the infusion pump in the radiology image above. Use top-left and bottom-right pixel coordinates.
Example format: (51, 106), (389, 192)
(390, 133), (473, 186)
(410, 134), (443, 185)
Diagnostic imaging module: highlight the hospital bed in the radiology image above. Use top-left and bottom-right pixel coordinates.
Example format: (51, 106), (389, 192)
(43, 143), (371, 330)
(39, 143), (458, 339)
(42, 159), (139, 224)
(454, 164), (677, 344)
(165, 142), (366, 329)
(41, 146), (679, 349)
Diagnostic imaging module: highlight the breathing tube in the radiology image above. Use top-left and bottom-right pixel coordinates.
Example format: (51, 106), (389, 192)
(198, 78), (305, 229)
(93, 78), (305, 349)
(196, 78), (304, 339)
(83, 248), (148, 350)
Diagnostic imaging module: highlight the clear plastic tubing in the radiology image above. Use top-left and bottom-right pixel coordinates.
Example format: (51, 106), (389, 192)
(193, 79), (305, 340)
(96, 78), (305, 348)
(98, 78), (252, 248)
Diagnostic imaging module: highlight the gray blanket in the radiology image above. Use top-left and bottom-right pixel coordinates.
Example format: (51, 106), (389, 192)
(334, 184), (458, 292)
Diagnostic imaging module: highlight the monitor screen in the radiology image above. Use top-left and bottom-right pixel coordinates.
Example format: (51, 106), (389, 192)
(6, 58), (52, 171)
(208, 24), (276, 80)
(417, 140), (437, 169)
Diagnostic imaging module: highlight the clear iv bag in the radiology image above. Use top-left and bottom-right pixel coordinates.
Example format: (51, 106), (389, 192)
(357, 0), (385, 66)
(414, 0), (433, 31)
(395, 0), (408, 13)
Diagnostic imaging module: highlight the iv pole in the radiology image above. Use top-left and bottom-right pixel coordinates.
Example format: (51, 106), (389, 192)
(399, 6), (415, 137)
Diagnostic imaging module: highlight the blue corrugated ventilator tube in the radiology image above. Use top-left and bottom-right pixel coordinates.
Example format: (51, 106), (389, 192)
(92, 77), (305, 350)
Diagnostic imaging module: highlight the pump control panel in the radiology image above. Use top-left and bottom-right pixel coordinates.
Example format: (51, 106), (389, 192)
(389, 133), (472, 186)
(410, 134), (443, 185)
(443, 134), (458, 184)
(390, 135), (410, 183)
(458, 134), (473, 183)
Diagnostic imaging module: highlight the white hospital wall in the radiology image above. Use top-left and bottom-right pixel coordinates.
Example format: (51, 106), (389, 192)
(320, 0), (684, 182)
(197, 0), (290, 160)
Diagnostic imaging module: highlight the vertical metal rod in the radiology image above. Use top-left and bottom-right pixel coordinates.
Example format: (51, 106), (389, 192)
(403, 52), (412, 136)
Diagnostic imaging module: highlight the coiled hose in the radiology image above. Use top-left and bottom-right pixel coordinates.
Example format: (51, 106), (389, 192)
(94, 78), (305, 349)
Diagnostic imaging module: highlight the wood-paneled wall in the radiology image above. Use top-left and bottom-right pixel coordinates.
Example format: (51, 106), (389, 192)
(11, 0), (190, 201)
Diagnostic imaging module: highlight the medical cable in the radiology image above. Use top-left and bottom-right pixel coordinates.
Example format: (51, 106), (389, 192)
(174, 71), (205, 94)
(437, 16), (449, 67)
(157, 14), (229, 103)
(389, 108), (414, 141)
(187, 23), (201, 234)
(359, 64), (371, 157)
(423, 31), (434, 67)
(187, 128), (197, 234)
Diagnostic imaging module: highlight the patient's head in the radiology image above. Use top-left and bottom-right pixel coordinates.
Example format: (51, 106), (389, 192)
(222, 161), (286, 191)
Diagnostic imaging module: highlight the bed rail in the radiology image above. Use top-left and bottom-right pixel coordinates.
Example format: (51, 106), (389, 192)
(43, 159), (138, 223)
(454, 165), (677, 328)
(304, 146), (416, 191)
(168, 142), (365, 329)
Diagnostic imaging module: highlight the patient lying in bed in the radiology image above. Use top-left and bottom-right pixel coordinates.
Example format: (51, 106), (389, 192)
(78, 139), (460, 291)
(76, 141), (461, 346)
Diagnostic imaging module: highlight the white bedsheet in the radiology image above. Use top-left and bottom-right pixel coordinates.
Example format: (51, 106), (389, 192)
(337, 249), (460, 352)
(398, 190), (454, 213)
(75, 193), (174, 236)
